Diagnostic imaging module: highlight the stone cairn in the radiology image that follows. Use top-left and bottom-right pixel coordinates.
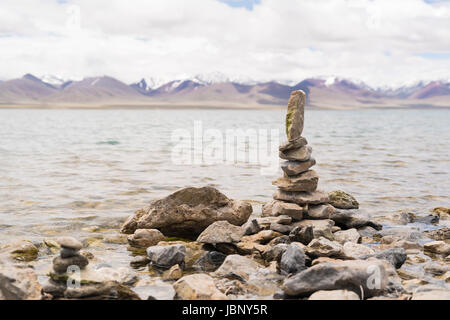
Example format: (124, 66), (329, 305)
(264, 90), (330, 222)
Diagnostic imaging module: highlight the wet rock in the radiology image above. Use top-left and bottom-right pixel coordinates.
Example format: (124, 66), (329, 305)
(162, 264), (183, 281)
(41, 279), (66, 298)
(0, 265), (42, 300)
(272, 170), (318, 192)
(307, 204), (334, 219)
(174, 274), (227, 300)
(283, 260), (388, 298)
(330, 210), (382, 230)
(120, 187), (252, 239)
(57, 237), (83, 250)
(133, 278), (176, 300)
(425, 227), (450, 241)
(213, 255), (262, 281)
(130, 256), (150, 268)
(53, 255), (89, 274)
(424, 241), (450, 256)
(308, 290), (360, 300)
(94, 267), (139, 286)
(432, 207), (450, 220)
(285, 90), (305, 140)
(197, 221), (244, 245)
(334, 228), (361, 244)
(281, 159), (316, 176)
(64, 281), (140, 300)
(305, 237), (343, 258)
(193, 251), (226, 272)
(127, 229), (165, 248)
(411, 214), (439, 225)
(6, 241), (39, 262)
(146, 244), (186, 269)
(274, 190), (329, 205)
(328, 190), (359, 209)
(342, 242), (375, 260)
(262, 244), (289, 262)
(279, 243), (307, 275)
(279, 146), (312, 162)
(289, 226), (314, 245)
(362, 248), (407, 269)
(279, 137), (308, 152)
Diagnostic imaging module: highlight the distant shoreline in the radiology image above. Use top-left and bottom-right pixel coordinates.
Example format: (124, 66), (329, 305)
(0, 103), (449, 110)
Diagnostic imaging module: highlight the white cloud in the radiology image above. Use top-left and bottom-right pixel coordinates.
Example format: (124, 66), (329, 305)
(0, 0), (449, 87)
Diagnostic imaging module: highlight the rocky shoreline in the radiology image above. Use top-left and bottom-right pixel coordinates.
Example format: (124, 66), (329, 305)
(1, 90), (449, 300)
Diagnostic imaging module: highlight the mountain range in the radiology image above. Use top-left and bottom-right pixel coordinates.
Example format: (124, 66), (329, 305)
(0, 74), (449, 109)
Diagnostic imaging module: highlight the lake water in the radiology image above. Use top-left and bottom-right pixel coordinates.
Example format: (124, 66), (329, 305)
(0, 108), (449, 269)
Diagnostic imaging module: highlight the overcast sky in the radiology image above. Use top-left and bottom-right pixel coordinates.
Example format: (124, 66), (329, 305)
(0, 0), (449, 87)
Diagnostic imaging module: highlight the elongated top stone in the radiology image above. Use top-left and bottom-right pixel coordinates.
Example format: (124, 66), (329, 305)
(286, 90), (306, 141)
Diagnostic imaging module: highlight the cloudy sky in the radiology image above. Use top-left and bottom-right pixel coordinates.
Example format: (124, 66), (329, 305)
(0, 0), (449, 87)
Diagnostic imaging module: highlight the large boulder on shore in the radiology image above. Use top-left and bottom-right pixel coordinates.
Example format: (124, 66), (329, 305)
(283, 260), (389, 298)
(120, 187), (252, 239)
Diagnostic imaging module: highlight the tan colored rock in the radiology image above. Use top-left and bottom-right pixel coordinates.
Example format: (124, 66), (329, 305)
(342, 242), (375, 259)
(241, 230), (282, 244)
(0, 266), (42, 300)
(127, 229), (165, 248)
(197, 221), (244, 245)
(285, 90), (305, 141)
(306, 237), (343, 258)
(213, 255), (262, 281)
(174, 274), (228, 300)
(307, 204), (335, 219)
(262, 200), (306, 220)
(424, 241), (450, 256)
(308, 290), (360, 300)
(272, 170), (318, 192)
(120, 187), (252, 238)
(274, 190), (329, 205)
(162, 264), (183, 281)
(412, 290), (450, 300)
(311, 257), (342, 266)
(293, 219), (335, 240)
(334, 228), (361, 244)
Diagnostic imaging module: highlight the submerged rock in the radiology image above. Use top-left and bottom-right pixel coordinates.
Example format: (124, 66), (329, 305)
(283, 260), (388, 298)
(5, 241), (39, 262)
(328, 190), (359, 209)
(120, 187), (252, 239)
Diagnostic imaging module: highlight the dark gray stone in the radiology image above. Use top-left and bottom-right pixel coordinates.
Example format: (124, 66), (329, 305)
(146, 244), (186, 269)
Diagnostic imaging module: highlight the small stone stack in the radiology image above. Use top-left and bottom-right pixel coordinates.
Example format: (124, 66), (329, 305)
(52, 237), (88, 274)
(264, 90), (329, 221)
